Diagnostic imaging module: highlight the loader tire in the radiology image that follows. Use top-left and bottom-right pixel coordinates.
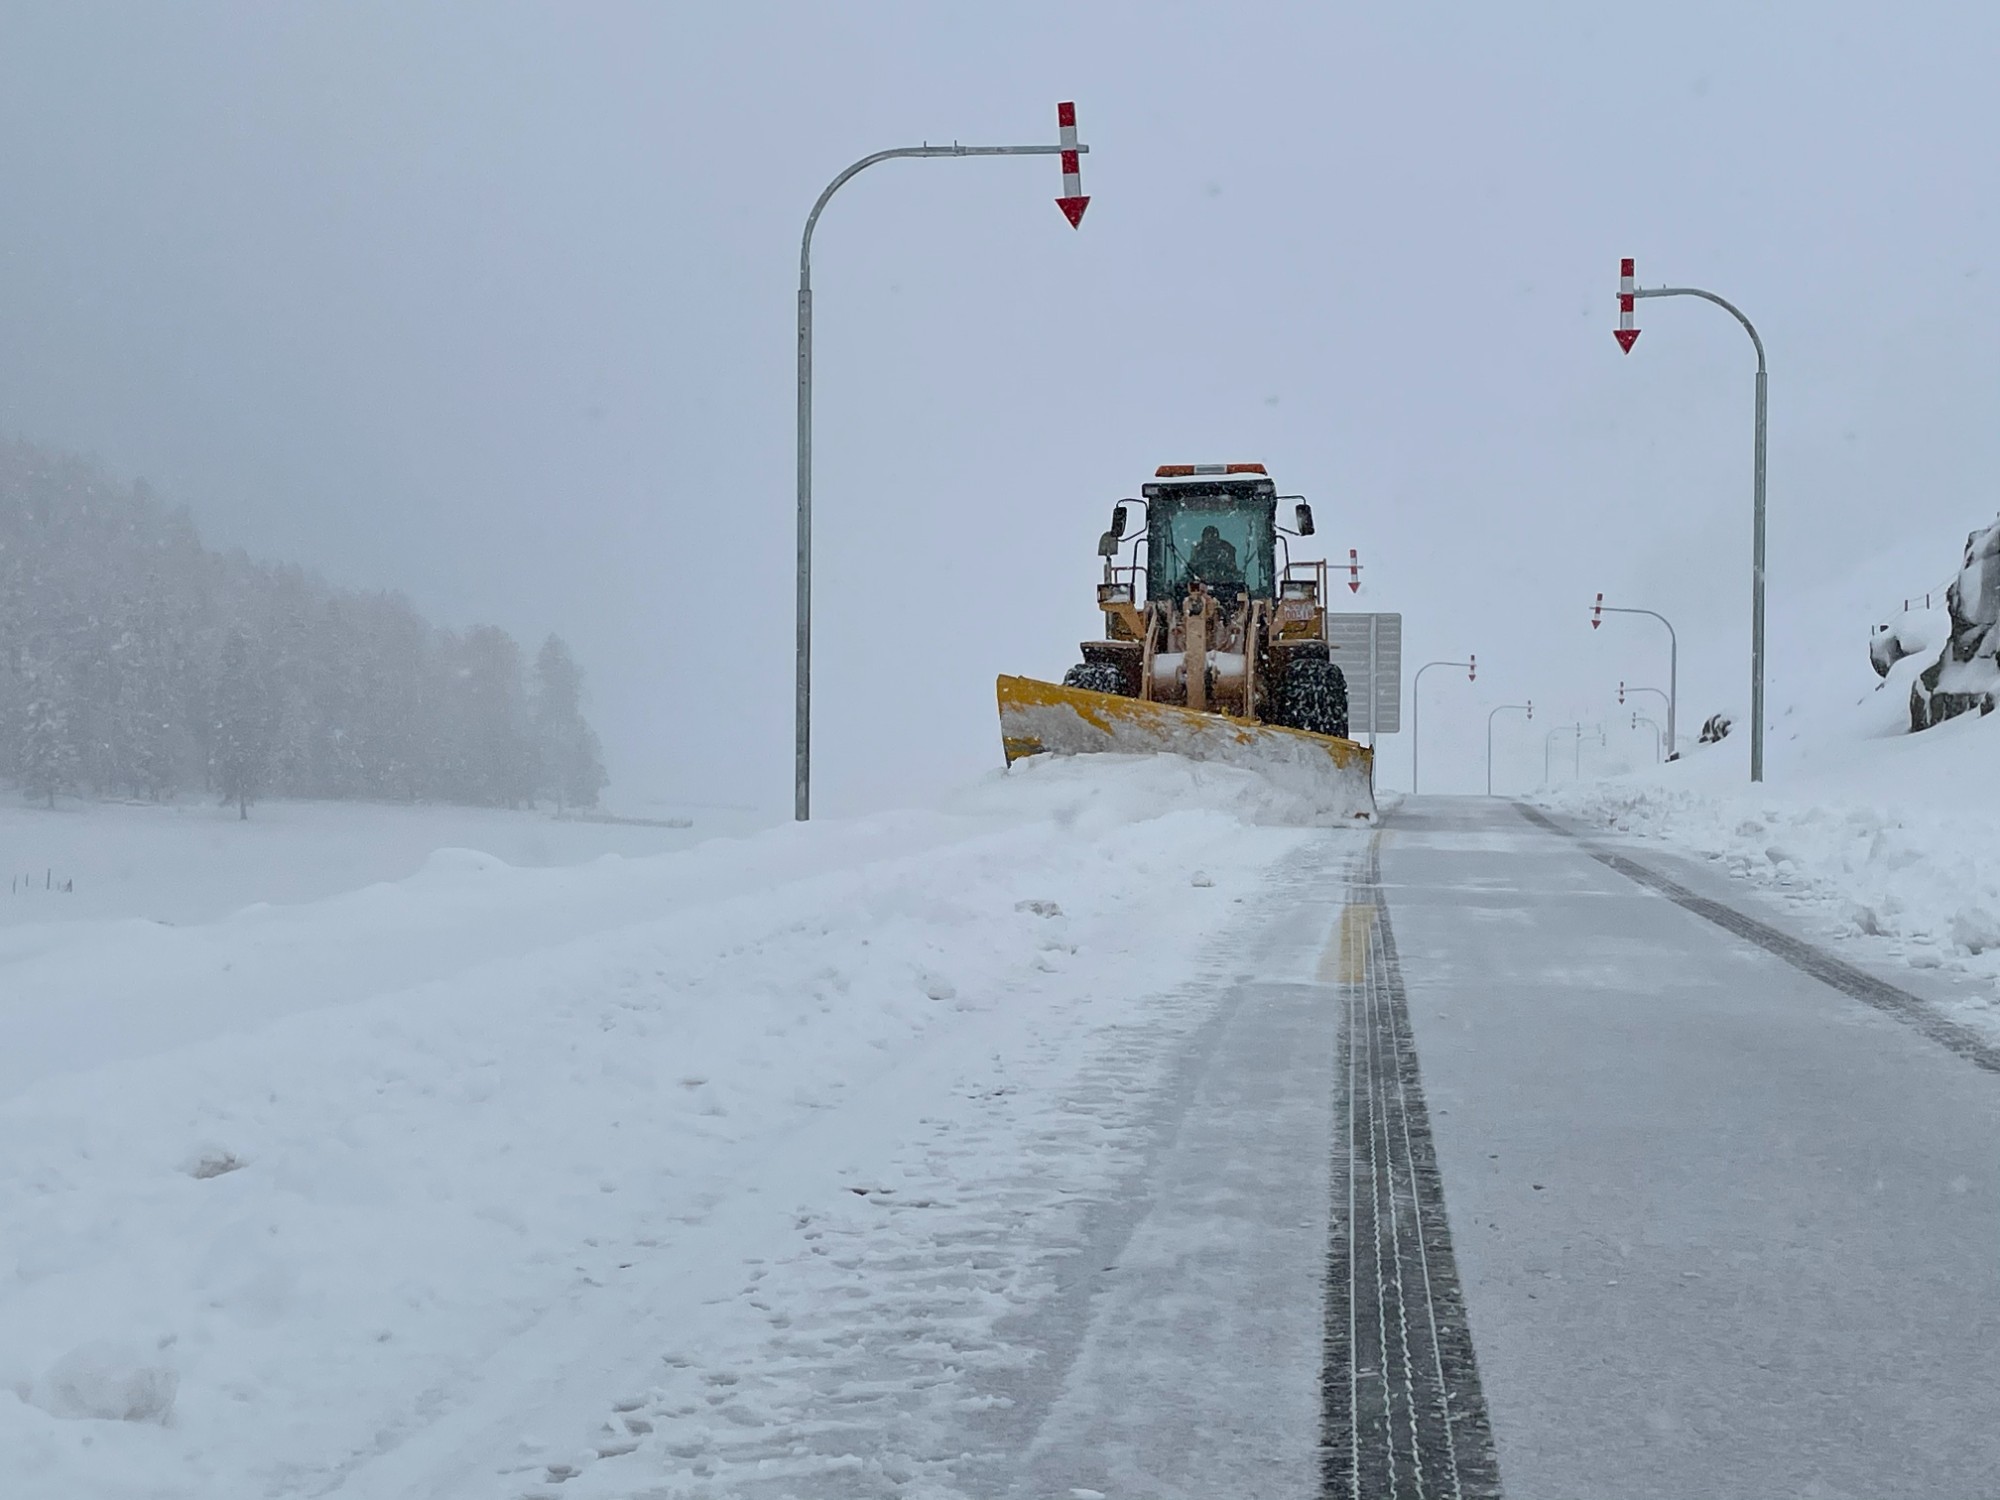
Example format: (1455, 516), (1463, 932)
(1062, 662), (1126, 696)
(1282, 659), (1349, 739)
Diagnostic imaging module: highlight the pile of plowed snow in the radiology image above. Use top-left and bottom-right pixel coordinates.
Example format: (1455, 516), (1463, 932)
(0, 753), (1343, 1499)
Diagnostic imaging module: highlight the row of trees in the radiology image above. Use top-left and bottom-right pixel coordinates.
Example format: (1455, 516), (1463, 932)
(0, 440), (607, 815)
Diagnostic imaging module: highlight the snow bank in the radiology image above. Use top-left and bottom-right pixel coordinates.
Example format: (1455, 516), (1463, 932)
(0, 753), (1332, 1499)
(951, 748), (1363, 830)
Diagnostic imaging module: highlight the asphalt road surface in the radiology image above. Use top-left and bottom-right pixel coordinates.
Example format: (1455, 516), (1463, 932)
(1019, 795), (2000, 1500)
(1370, 796), (2000, 1500)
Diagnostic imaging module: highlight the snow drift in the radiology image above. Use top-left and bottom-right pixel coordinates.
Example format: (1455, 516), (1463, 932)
(0, 753), (1343, 1499)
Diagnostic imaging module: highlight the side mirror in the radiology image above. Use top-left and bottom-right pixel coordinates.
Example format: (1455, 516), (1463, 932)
(1097, 530), (1120, 558)
(1109, 503), (1129, 540)
(1294, 502), (1315, 536)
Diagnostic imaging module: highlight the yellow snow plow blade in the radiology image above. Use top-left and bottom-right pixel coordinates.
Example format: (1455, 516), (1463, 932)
(997, 674), (1375, 820)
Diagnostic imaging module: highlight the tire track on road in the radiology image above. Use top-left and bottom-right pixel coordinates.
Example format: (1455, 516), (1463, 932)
(1322, 834), (1502, 1500)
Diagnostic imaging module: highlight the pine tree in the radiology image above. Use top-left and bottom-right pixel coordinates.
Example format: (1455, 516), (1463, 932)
(16, 658), (76, 807)
(132, 700), (179, 800)
(533, 636), (610, 811)
(560, 720), (608, 811)
(455, 625), (531, 807)
(532, 635), (583, 811)
(212, 626), (272, 819)
(269, 684), (316, 796)
(363, 597), (433, 801)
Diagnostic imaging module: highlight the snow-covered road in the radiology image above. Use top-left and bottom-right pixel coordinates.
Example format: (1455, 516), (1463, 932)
(9, 773), (2000, 1499)
(1389, 798), (2000, 1499)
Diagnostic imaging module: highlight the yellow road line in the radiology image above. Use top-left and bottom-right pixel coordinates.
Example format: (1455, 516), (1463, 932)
(1319, 900), (1377, 986)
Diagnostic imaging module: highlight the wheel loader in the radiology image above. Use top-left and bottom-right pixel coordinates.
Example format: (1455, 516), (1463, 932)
(997, 463), (1375, 818)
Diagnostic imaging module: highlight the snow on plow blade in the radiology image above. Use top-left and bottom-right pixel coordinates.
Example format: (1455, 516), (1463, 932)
(997, 674), (1375, 820)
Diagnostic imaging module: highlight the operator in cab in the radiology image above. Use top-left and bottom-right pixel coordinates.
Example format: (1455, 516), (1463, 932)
(1187, 524), (1242, 588)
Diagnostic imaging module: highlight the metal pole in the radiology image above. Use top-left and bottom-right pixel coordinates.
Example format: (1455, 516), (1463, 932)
(1411, 659), (1473, 795)
(1367, 614), (1380, 752)
(1544, 726), (1571, 787)
(1622, 685), (1671, 720)
(1485, 703), (1530, 796)
(1596, 606), (1678, 758)
(796, 275), (812, 822)
(795, 139), (1084, 821)
(1573, 723), (1581, 779)
(1670, 625), (1679, 763)
(1632, 714), (1662, 761)
(1630, 283), (1766, 780)
(1752, 366), (1768, 782)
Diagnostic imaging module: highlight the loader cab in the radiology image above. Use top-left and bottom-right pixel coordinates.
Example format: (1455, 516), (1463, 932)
(1141, 471), (1279, 603)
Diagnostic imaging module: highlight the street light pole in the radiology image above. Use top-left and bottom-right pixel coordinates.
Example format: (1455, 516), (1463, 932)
(1555, 722), (1602, 781)
(1486, 702), (1532, 796)
(795, 114), (1090, 821)
(1631, 713), (1663, 761)
(1616, 261), (1768, 781)
(1411, 658), (1475, 795)
(1620, 683), (1671, 722)
(1593, 597), (1678, 757)
(1543, 725), (1570, 787)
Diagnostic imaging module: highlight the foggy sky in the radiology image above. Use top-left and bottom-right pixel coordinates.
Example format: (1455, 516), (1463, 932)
(3, 2), (1996, 811)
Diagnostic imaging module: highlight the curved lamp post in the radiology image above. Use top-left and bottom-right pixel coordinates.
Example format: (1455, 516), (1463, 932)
(795, 108), (1090, 820)
(1614, 258), (1767, 781)
(1620, 681), (1671, 720)
(1486, 702), (1532, 796)
(1630, 712), (1663, 762)
(1544, 722), (1604, 784)
(1543, 726), (1570, 787)
(1594, 596), (1678, 759)
(1411, 656), (1475, 794)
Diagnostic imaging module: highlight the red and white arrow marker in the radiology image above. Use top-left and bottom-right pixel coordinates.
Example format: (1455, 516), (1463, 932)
(1468, 654), (1477, 683)
(1615, 258), (1640, 353)
(1347, 548), (1361, 593)
(1593, 591), (1604, 628)
(1056, 102), (1089, 228)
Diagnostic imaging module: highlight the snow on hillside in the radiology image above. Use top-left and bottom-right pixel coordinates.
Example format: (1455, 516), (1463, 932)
(0, 755), (1348, 1499)
(1541, 522), (2000, 1030)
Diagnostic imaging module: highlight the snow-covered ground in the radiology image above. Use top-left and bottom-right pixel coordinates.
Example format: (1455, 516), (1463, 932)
(0, 797), (763, 930)
(0, 755), (1349, 1499)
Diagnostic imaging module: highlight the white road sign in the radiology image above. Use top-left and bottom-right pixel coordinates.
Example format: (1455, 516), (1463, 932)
(1326, 612), (1403, 735)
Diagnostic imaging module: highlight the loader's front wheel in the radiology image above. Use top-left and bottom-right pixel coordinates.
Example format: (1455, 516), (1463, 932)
(1062, 662), (1126, 696)
(1281, 659), (1349, 739)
